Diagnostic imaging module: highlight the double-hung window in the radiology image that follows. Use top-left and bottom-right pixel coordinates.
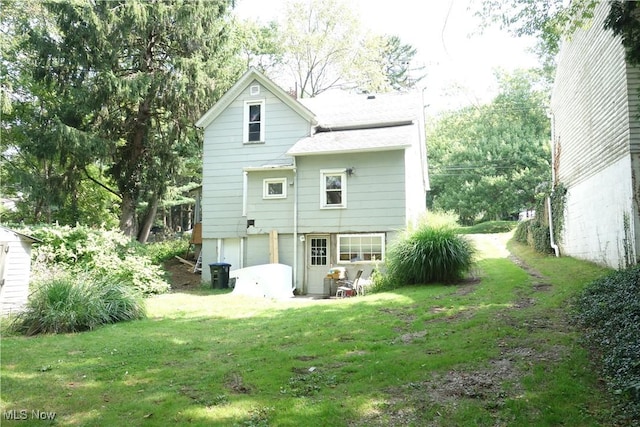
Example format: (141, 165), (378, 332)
(320, 169), (346, 208)
(338, 234), (385, 263)
(244, 100), (265, 143)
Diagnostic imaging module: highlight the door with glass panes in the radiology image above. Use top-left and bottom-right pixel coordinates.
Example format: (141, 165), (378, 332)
(306, 235), (330, 294)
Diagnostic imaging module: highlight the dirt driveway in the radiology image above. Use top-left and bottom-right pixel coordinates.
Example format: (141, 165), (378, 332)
(465, 231), (513, 260)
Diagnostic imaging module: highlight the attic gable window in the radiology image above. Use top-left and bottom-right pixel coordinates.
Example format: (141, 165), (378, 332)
(320, 169), (347, 209)
(244, 99), (265, 143)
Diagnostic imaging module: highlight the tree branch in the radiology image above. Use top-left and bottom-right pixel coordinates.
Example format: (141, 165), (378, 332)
(83, 167), (122, 199)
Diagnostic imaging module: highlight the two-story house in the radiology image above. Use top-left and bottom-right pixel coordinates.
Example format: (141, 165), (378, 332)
(196, 68), (429, 296)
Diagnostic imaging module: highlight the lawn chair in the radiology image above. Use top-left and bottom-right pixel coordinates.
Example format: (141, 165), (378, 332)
(336, 269), (363, 298)
(355, 276), (373, 296)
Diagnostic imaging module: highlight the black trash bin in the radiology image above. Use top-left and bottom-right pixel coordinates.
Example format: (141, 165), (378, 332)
(209, 263), (231, 289)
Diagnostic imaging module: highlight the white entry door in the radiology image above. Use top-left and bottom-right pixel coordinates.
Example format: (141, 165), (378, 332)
(222, 238), (242, 271)
(306, 235), (330, 294)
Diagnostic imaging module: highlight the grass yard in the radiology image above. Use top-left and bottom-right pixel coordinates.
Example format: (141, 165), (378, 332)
(0, 235), (617, 426)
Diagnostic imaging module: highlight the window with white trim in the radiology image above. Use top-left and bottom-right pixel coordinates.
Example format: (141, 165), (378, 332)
(338, 234), (385, 263)
(263, 178), (287, 199)
(320, 169), (346, 208)
(243, 100), (265, 143)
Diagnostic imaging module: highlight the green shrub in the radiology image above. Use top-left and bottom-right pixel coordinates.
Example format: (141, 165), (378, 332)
(457, 220), (518, 234)
(12, 274), (145, 335)
(90, 253), (171, 295)
(528, 222), (552, 254)
(368, 268), (399, 293)
(385, 223), (476, 285)
(142, 237), (190, 263)
(424, 210), (460, 228)
(21, 225), (171, 295)
(573, 266), (640, 416)
(513, 220), (553, 254)
(25, 224), (133, 266)
(513, 220), (529, 243)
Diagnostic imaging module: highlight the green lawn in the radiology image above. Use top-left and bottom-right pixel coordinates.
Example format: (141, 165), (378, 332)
(1, 237), (615, 426)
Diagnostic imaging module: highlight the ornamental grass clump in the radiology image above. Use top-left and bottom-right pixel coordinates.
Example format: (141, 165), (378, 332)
(386, 223), (476, 285)
(12, 274), (145, 336)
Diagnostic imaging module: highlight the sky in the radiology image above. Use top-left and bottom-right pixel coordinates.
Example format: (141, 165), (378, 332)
(233, 0), (540, 115)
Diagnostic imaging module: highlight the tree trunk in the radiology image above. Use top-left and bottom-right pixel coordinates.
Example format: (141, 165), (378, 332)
(119, 192), (138, 238)
(137, 193), (159, 243)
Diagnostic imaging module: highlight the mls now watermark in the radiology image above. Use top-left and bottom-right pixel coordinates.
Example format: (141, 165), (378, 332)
(3, 409), (57, 421)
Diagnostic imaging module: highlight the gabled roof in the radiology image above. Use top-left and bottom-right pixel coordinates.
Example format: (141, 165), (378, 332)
(0, 226), (41, 243)
(287, 123), (416, 156)
(195, 67), (317, 129)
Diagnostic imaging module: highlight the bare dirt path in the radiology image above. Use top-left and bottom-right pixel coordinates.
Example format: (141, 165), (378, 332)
(465, 231), (513, 260)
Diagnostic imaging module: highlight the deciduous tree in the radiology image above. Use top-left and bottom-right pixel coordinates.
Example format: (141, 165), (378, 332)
(427, 70), (550, 224)
(276, 0), (423, 96)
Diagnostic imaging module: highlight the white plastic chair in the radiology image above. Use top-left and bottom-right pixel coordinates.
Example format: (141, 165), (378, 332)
(336, 269), (363, 298)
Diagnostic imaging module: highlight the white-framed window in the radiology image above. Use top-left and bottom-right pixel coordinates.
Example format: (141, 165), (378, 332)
(320, 169), (346, 208)
(338, 233), (385, 263)
(243, 99), (265, 143)
(263, 178), (287, 199)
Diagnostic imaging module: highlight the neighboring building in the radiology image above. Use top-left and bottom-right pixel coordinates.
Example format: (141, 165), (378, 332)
(196, 68), (429, 295)
(0, 226), (39, 315)
(550, 1), (640, 268)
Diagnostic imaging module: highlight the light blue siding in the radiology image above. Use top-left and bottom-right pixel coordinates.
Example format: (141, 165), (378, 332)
(202, 81), (311, 239)
(245, 170), (295, 233)
(296, 151), (407, 233)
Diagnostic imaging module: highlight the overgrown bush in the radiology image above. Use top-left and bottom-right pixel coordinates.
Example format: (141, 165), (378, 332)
(572, 266), (640, 418)
(369, 267), (398, 293)
(26, 224), (133, 266)
(513, 219), (553, 254)
(528, 222), (551, 254)
(12, 274), (145, 335)
(21, 224), (171, 295)
(513, 219), (529, 243)
(89, 253), (170, 295)
(385, 222), (476, 285)
(142, 237), (190, 263)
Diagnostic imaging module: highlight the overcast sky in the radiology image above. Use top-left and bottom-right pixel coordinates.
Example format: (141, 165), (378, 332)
(233, 0), (540, 114)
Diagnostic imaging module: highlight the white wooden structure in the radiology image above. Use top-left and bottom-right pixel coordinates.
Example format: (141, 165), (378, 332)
(0, 226), (39, 315)
(551, 1), (640, 268)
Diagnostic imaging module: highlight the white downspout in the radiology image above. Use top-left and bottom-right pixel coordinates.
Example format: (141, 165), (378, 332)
(242, 171), (248, 268)
(240, 238), (244, 269)
(548, 110), (560, 257)
(242, 171), (248, 217)
(292, 159), (298, 291)
(547, 196), (559, 257)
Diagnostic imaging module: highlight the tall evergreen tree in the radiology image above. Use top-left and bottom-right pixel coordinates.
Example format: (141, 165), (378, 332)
(6, 0), (242, 240)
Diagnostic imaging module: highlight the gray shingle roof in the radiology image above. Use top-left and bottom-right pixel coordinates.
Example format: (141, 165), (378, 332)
(287, 123), (417, 156)
(288, 91), (423, 156)
(299, 92), (421, 130)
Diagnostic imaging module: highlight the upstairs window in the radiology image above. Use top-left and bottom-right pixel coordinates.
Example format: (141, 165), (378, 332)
(244, 100), (265, 143)
(320, 169), (346, 209)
